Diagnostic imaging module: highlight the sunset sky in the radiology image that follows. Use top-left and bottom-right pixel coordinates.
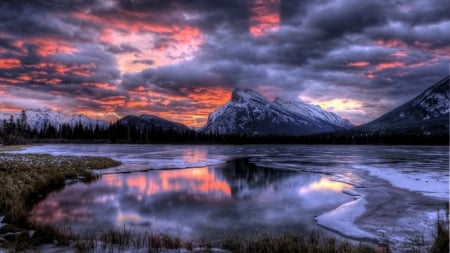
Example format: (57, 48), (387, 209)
(0, 0), (449, 127)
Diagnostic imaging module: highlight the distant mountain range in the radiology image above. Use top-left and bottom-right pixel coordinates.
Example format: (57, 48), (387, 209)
(118, 115), (191, 133)
(0, 76), (448, 138)
(201, 89), (353, 136)
(0, 108), (109, 131)
(357, 76), (449, 135)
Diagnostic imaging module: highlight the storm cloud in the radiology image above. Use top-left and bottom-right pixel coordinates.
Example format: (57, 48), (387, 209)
(0, 0), (449, 126)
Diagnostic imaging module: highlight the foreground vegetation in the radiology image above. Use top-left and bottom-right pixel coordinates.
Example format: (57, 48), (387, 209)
(7, 225), (386, 253)
(0, 151), (120, 250)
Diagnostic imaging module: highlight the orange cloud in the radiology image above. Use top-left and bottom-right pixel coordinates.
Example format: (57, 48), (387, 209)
(392, 51), (407, 58)
(347, 61), (370, 67)
(176, 87), (231, 127)
(44, 62), (95, 76)
(122, 86), (230, 127)
(363, 72), (375, 79)
(18, 74), (32, 81)
(30, 38), (76, 57)
(375, 39), (408, 48)
(0, 58), (21, 69)
(250, 0), (281, 36)
(375, 61), (405, 71)
(0, 77), (22, 84)
(81, 82), (117, 91)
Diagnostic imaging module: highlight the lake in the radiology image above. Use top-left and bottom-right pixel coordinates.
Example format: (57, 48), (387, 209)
(16, 144), (448, 249)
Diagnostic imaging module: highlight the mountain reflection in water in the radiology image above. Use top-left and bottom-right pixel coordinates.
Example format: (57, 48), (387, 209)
(29, 158), (353, 239)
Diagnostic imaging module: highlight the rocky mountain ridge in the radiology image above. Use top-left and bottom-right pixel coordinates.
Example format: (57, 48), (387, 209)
(201, 89), (352, 136)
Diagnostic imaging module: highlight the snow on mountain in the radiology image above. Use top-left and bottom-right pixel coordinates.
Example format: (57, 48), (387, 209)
(274, 98), (353, 129)
(0, 108), (109, 131)
(118, 114), (192, 133)
(201, 89), (353, 136)
(359, 76), (449, 135)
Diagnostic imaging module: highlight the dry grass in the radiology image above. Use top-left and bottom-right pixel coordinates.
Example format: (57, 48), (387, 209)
(0, 152), (120, 249)
(221, 232), (381, 253)
(72, 227), (381, 253)
(0, 145), (31, 152)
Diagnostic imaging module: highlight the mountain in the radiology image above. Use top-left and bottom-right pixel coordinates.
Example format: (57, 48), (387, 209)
(358, 76), (449, 135)
(117, 114), (192, 133)
(0, 108), (109, 131)
(201, 89), (352, 136)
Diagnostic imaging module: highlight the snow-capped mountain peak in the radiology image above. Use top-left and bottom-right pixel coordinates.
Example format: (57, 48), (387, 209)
(359, 76), (449, 134)
(274, 99), (353, 129)
(231, 89), (270, 104)
(201, 89), (353, 136)
(118, 114), (191, 133)
(0, 108), (109, 131)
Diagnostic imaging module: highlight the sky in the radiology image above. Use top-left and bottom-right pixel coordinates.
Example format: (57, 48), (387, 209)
(0, 0), (449, 127)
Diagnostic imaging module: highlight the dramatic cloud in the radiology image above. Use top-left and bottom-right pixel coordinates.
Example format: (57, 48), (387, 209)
(0, 0), (449, 126)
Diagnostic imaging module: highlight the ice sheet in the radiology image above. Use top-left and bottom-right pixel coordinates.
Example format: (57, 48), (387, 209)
(354, 164), (449, 200)
(316, 196), (378, 241)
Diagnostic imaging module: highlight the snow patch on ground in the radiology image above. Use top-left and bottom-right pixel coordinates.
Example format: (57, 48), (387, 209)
(316, 196), (378, 241)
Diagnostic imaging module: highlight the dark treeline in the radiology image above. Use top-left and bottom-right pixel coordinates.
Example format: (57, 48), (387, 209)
(0, 113), (448, 145)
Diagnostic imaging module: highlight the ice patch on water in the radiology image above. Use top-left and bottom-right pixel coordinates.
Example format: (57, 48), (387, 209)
(354, 165), (449, 200)
(316, 196), (378, 241)
(11, 145), (228, 174)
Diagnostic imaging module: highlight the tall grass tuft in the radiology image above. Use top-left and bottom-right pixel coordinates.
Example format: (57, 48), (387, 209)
(430, 208), (449, 253)
(221, 232), (382, 253)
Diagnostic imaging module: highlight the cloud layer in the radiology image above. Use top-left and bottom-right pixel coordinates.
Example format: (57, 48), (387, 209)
(1, 0), (449, 126)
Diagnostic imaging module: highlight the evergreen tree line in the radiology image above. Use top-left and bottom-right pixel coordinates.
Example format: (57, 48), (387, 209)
(0, 112), (447, 145)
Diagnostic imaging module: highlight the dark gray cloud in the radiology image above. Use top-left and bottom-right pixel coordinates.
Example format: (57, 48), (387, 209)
(132, 59), (154, 66)
(305, 0), (386, 40)
(0, 0), (448, 125)
(106, 43), (141, 54)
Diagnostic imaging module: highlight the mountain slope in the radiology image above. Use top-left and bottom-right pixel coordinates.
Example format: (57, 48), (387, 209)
(201, 89), (352, 136)
(117, 114), (192, 133)
(358, 76), (449, 135)
(0, 108), (109, 131)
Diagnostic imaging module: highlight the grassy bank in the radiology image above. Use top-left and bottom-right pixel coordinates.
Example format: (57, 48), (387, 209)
(0, 151), (120, 250)
(37, 226), (384, 253)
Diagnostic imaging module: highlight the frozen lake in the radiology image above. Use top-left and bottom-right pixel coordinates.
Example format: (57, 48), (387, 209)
(16, 144), (448, 250)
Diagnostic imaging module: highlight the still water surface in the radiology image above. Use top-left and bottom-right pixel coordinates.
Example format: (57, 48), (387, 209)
(30, 158), (353, 239)
(19, 144), (448, 244)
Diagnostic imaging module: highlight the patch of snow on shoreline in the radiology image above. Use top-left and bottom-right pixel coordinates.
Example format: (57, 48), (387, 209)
(316, 196), (378, 241)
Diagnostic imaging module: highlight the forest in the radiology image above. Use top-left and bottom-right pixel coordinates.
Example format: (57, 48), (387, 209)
(0, 112), (448, 146)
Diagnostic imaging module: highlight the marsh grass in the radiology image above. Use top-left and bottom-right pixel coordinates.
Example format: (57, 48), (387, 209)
(221, 232), (380, 253)
(0, 152), (120, 249)
(70, 227), (382, 253)
(430, 208), (449, 253)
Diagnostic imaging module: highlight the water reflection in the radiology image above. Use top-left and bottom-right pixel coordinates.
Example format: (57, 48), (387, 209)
(122, 167), (231, 202)
(30, 159), (353, 239)
(299, 177), (352, 195)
